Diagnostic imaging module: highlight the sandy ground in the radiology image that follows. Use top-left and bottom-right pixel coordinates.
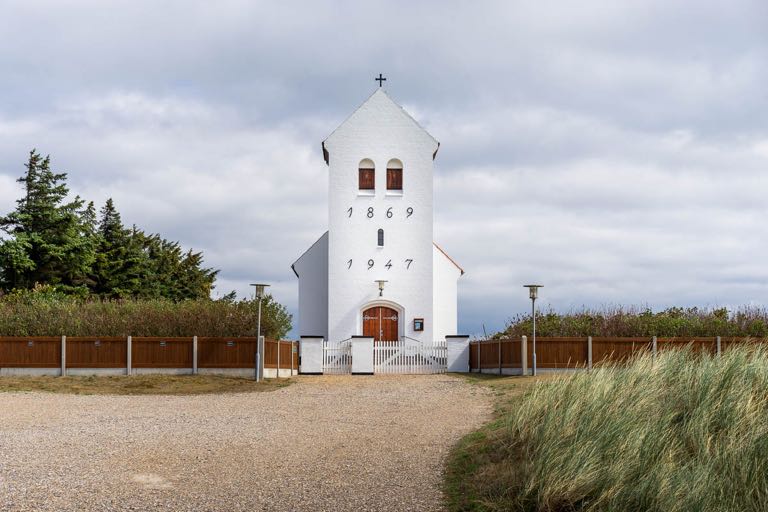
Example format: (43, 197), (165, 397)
(0, 374), (491, 511)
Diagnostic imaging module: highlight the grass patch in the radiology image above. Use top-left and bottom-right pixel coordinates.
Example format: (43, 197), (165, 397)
(446, 347), (768, 511)
(0, 374), (292, 395)
(446, 373), (554, 512)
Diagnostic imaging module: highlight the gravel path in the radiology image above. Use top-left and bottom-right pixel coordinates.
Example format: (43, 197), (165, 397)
(0, 375), (491, 511)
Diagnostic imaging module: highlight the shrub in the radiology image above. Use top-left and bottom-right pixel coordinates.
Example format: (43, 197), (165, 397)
(0, 287), (292, 338)
(500, 305), (768, 338)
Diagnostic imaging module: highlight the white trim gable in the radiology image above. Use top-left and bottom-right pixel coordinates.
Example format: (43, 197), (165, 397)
(322, 89), (439, 164)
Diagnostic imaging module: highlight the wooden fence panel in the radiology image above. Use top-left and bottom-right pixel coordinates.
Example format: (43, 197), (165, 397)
(656, 337), (717, 355)
(532, 337), (588, 368)
(501, 338), (521, 368)
(592, 337), (652, 365)
(272, 340), (293, 370)
(198, 337), (258, 368)
(132, 337), (193, 368)
(469, 341), (478, 370)
(479, 340), (500, 369)
(66, 337), (127, 368)
(263, 339), (278, 368)
(719, 337), (766, 351)
(469, 339), (522, 370)
(0, 336), (61, 368)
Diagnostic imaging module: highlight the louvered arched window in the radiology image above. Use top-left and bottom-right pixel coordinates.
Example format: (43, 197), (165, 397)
(386, 158), (402, 191)
(359, 159), (375, 190)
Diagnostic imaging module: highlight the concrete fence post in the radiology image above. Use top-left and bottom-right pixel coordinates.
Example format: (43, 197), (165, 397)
(498, 339), (502, 375)
(60, 335), (66, 377)
(521, 336), (528, 376)
(299, 336), (324, 374)
(351, 336), (374, 374)
(652, 336), (658, 362)
(587, 336), (593, 371)
(478, 339), (482, 374)
(258, 335), (265, 381)
(446, 335), (470, 373)
(716, 336), (721, 357)
(192, 336), (198, 375)
(126, 336), (132, 376)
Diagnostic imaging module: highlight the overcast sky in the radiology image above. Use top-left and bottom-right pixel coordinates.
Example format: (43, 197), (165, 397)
(1, 0), (766, 337)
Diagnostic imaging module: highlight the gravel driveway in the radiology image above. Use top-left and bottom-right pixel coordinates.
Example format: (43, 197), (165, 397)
(0, 375), (491, 511)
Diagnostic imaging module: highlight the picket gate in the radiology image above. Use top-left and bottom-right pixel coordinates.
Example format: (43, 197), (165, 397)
(374, 339), (447, 374)
(323, 339), (352, 374)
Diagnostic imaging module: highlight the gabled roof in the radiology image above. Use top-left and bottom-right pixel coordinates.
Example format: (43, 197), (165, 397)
(291, 231), (328, 278)
(322, 88), (440, 164)
(434, 242), (465, 276)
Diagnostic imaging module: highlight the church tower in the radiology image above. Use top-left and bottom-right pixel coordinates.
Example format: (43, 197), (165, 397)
(293, 87), (462, 342)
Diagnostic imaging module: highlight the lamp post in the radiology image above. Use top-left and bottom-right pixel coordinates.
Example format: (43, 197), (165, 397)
(524, 285), (543, 376)
(250, 283), (270, 381)
(375, 280), (388, 297)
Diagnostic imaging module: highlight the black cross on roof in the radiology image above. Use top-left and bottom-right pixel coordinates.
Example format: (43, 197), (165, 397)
(375, 73), (386, 87)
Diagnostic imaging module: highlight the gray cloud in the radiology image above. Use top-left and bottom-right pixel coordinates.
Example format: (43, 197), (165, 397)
(0, 0), (766, 336)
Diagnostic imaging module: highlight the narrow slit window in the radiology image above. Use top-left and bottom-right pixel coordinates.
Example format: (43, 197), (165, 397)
(359, 159), (375, 190)
(377, 229), (384, 247)
(387, 158), (403, 191)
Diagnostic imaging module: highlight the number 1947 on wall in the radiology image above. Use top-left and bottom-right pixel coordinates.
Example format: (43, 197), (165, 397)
(346, 259), (413, 270)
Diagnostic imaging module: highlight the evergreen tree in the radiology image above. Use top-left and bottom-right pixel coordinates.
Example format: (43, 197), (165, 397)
(139, 234), (217, 300)
(90, 198), (148, 298)
(1, 150), (219, 301)
(0, 150), (94, 292)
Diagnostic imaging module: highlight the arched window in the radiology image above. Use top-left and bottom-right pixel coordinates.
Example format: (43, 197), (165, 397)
(377, 229), (384, 247)
(359, 159), (375, 190)
(386, 159), (403, 191)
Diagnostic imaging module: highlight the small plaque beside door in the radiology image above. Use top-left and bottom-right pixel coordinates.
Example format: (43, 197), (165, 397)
(413, 318), (424, 332)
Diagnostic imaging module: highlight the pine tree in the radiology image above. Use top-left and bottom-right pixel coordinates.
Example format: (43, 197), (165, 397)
(0, 150), (94, 292)
(91, 198), (148, 298)
(1, 150), (219, 300)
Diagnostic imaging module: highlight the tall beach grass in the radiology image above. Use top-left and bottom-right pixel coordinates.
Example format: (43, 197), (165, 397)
(465, 347), (768, 511)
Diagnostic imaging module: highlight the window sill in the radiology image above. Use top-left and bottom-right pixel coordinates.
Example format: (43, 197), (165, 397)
(385, 190), (403, 197)
(357, 190), (375, 197)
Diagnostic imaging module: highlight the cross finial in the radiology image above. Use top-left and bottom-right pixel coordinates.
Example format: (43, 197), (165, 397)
(375, 73), (386, 87)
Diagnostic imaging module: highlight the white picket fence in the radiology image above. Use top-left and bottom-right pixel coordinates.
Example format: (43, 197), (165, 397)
(323, 339), (352, 374)
(373, 339), (447, 374)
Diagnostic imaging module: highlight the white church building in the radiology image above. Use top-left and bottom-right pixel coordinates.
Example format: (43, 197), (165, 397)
(292, 87), (463, 343)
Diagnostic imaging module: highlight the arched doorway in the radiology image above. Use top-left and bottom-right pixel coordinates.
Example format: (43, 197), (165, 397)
(362, 306), (399, 341)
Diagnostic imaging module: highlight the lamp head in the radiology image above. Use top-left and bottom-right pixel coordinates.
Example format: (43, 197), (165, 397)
(524, 284), (543, 300)
(249, 283), (270, 300)
(375, 280), (388, 297)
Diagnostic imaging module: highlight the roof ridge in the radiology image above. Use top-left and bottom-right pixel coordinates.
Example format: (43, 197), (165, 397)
(434, 241), (464, 275)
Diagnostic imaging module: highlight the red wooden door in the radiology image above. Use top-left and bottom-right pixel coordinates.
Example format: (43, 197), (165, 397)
(362, 307), (399, 341)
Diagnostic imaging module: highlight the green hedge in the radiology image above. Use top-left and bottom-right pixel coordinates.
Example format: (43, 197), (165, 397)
(500, 306), (768, 338)
(0, 288), (292, 339)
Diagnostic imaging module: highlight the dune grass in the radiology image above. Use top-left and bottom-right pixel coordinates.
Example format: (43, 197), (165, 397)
(447, 347), (768, 511)
(0, 374), (292, 395)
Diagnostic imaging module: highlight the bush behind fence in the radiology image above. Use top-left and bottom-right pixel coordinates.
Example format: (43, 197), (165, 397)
(470, 336), (767, 371)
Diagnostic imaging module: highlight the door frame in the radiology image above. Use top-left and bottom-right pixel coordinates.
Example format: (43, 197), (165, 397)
(358, 300), (404, 341)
